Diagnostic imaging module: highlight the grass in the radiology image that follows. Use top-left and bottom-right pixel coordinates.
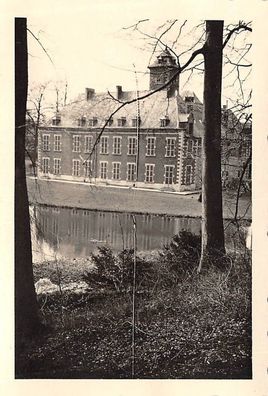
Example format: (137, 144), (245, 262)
(16, 234), (251, 379)
(27, 177), (251, 219)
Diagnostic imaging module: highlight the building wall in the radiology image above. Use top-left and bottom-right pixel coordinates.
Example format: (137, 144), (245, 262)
(38, 126), (201, 192)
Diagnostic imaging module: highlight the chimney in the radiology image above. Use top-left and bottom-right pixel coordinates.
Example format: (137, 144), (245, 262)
(85, 88), (95, 101)
(116, 85), (123, 100)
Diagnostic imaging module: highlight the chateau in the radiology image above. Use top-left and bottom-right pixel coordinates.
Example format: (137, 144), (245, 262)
(37, 48), (251, 192)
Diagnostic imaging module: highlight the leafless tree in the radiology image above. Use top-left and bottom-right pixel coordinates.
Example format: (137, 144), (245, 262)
(86, 19), (251, 271)
(15, 18), (41, 358)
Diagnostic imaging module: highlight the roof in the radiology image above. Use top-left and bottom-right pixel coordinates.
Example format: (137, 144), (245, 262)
(148, 47), (177, 68)
(57, 89), (204, 137)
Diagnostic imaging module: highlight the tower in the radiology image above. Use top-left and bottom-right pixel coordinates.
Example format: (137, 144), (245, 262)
(148, 47), (179, 96)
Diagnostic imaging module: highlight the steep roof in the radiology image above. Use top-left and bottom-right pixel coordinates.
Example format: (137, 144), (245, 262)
(57, 89), (204, 137)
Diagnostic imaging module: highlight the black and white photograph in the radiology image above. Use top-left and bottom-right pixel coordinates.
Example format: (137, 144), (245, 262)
(2, 0), (268, 393)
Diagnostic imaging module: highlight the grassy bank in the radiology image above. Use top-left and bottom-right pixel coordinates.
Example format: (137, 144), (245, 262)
(16, 233), (251, 379)
(27, 177), (251, 219)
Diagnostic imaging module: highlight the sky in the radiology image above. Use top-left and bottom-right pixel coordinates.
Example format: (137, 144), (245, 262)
(26, 9), (252, 115)
(27, 16), (204, 102)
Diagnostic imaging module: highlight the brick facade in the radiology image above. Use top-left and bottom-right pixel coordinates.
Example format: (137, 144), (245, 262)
(37, 48), (251, 193)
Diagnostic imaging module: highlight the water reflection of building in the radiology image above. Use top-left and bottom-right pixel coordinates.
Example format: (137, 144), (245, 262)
(32, 205), (201, 259)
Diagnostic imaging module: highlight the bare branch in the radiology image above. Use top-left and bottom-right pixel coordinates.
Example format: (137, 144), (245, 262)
(171, 20), (187, 49)
(122, 19), (150, 31)
(223, 21), (252, 49)
(27, 28), (54, 66)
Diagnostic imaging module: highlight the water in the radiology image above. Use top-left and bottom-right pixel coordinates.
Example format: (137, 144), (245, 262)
(30, 205), (249, 262)
(30, 205), (202, 262)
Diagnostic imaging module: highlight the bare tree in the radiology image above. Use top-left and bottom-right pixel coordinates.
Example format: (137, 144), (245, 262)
(26, 83), (48, 172)
(198, 21), (225, 270)
(15, 17), (40, 351)
(85, 20), (251, 271)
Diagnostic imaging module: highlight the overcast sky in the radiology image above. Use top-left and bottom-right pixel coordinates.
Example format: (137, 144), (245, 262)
(24, 3), (252, 111)
(27, 14), (207, 102)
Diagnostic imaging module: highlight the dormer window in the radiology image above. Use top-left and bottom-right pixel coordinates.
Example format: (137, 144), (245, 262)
(179, 122), (187, 129)
(118, 117), (126, 127)
(185, 96), (194, 103)
(160, 116), (170, 127)
(88, 117), (98, 127)
(132, 117), (141, 128)
(105, 118), (113, 127)
(52, 115), (61, 126)
(78, 116), (86, 127)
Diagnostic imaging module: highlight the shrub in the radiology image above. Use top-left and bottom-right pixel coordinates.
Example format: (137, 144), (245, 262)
(158, 230), (201, 283)
(83, 246), (154, 293)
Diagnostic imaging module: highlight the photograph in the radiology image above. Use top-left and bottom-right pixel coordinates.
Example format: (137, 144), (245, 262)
(14, 13), (254, 380)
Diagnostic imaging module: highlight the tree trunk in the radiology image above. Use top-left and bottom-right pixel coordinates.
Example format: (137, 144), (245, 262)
(15, 18), (40, 346)
(198, 21), (225, 272)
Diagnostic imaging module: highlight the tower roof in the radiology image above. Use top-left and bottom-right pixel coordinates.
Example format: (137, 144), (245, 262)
(149, 47), (177, 68)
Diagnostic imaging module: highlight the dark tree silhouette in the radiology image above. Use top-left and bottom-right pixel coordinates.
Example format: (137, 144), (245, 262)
(15, 17), (40, 354)
(198, 20), (225, 270)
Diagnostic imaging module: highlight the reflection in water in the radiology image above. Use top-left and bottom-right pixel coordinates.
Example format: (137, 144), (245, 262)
(31, 205), (201, 262)
(31, 205), (248, 263)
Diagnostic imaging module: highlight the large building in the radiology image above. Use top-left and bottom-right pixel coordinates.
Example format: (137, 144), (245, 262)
(37, 48), (251, 193)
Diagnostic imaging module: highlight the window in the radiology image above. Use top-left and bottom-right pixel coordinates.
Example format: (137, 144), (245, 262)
(146, 137), (156, 156)
(113, 137), (122, 155)
(118, 117), (126, 127)
(54, 135), (61, 152)
(88, 117), (98, 127)
(53, 158), (61, 175)
(127, 163), (136, 182)
(42, 134), (50, 151)
(165, 137), (176, 157)
(85, 136), (92, 153)
(84, 160), (92, 178)
(160, 117), (170, 127)
(73, 135), (81, 152)
(78, 116), (86, 127)
(145, 164), (155, 183)
(185, 96), (194, 103)
(112, 162), (121, 180)
(164, 165), (174, 185)
(179, 122), (187, 128)
(100, 136), (109, 154)
(106, 118), (113, 126)
(197, 141), (201, 156)
(132, 117), (141, 128)
(42, 157), (50, 174)
(52, 115), (61, 126)
(188, 122), (194, 134)
(187, 139), (193, 153)
(100, 161), (108, 179)
(185, 165), (193, 185)
(72, 159), (80, 176)
(128, 137), (137, 155)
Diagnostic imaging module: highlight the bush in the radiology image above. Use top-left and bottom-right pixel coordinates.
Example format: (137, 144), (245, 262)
(83, 246), (154, 293)
(158, 230), (201, 283)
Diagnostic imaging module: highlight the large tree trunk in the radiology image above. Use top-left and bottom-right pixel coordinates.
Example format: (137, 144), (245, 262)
(15, 18), (40, 348)
(198, 21), (225, 272)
